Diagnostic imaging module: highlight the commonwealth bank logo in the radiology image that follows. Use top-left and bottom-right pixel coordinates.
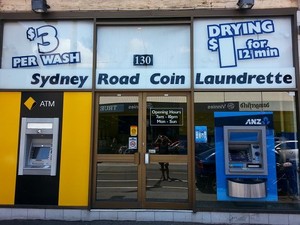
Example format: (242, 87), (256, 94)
(24, 97), (36, 110)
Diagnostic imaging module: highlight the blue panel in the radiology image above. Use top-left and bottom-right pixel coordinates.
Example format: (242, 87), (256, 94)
(195, 126), (208, 143)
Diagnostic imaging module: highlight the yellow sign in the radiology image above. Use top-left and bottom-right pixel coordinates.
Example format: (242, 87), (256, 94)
(24, 97), (36, 110)
(130, 125), (138, 136)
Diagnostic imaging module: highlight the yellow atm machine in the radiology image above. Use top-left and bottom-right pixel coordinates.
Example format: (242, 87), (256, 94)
(18, 117), (59, 176)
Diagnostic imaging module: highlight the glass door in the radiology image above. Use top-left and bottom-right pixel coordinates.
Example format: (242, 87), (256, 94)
(92, 92), (191, 209)
(93, 93), (141, 208)
(143, 92), (191, 208)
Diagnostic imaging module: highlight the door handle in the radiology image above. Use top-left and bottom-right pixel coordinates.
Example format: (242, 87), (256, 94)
(145, 153), (149, 164)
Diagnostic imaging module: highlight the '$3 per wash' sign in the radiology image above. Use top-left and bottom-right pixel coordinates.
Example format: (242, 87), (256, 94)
(12, 25), (81, 68)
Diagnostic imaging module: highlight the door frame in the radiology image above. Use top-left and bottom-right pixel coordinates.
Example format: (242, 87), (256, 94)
(91, 91), (193, 209)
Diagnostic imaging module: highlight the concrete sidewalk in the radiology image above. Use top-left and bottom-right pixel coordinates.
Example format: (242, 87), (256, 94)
(0, 208), (291, 224)
(0, 221), (225, 225)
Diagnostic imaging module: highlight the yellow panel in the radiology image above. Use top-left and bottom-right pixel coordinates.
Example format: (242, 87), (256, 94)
(0, 92), (21, 205)
(59, 92), (92, 206)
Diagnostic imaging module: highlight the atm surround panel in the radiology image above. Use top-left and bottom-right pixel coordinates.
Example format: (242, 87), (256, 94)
(18, 118), (59, 176)
(223, 126), (267, 176)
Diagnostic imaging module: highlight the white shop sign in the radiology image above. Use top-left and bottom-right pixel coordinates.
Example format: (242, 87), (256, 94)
(194, 17), (296, 89)
(96, 25), (191, 90)
(0, 21), (93, 89)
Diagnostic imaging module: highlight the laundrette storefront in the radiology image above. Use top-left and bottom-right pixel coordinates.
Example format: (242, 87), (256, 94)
(0, 9), (299, 214)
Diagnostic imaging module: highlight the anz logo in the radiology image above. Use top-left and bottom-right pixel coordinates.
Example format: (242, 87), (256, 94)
(245, 119), (262, 125)
(245, 117), (270, 125)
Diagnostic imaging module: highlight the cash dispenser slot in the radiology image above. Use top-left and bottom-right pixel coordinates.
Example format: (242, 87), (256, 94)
(18, 118), (59, 176)
(224, 126), (267, 198)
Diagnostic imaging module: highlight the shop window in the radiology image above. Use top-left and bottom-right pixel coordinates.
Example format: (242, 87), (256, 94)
(98, 96), (139, 154)
(194, 92), (300, 210)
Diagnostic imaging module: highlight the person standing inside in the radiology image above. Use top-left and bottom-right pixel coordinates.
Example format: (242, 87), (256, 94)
(155, 135), (172, 181)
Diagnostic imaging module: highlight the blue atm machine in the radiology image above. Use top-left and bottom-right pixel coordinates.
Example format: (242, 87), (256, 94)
(215, 112), (278, 201)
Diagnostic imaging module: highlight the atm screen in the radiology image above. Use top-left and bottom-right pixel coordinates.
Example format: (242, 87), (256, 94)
(229, 131), (259, 142)
(229, 146), (251, 162)
(31, 146), (51, 160)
